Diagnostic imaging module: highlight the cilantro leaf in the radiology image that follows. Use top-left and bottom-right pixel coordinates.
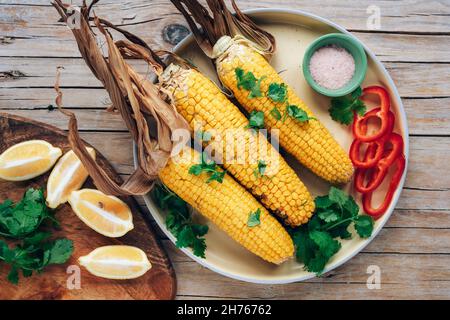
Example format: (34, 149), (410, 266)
(314, 196), (334, 209)
(344, 196), (360, 217)
(328, 186), (348, 207)
(287, 105), (315, 122)
(270, 107), (282, 120)
(354, 215), (374, 238)
(188, 164), (203, 176)
(206, 170), (226, 184)
(247, 208), (261, 227)
(152, 184), (208, 259)
(192, 237), (207, 258)
(309, 230), (341, 259)
(192, 224), (209, 237)
(318, 210), (340, 223)
(329, 87), (366, 125)
(0, 188), (55, 238)
(267, 83), (287, 103)
(246, 110), (265, 130)
(175, 226), (195, 248)
(292, 227), (315, 264)
(253, 160), (267, 178)
(351, 86), (363, 99)
(235, 68), (265, 98)
(23, 232), (51, 246)
(46, 238), (74, 265)
(188, 152), (226, 184)
(249, 76), (266, 98)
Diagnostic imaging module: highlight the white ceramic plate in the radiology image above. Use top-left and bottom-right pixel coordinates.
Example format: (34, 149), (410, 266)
(134, 9), (409, 284)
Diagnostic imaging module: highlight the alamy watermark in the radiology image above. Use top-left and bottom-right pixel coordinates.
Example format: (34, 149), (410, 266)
(366, 265), (381, 290)
(366, 5), (381, 30)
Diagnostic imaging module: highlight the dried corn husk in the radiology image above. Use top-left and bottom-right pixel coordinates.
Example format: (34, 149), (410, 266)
(52, 0), (190, 196)
(170, 0), (276, 59)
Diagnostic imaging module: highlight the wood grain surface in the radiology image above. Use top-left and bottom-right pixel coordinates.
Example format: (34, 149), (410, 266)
(0, 0), (449, 299)
(0, 113), (176, 300)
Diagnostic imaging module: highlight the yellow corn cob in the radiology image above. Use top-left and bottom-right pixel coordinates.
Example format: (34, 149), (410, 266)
(215, 38), (354, 184)
(161, 65), (314, 226)
(159, 147), (294, 264)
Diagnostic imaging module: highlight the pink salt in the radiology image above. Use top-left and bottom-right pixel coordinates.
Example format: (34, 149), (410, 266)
(309, 45), (355, 90)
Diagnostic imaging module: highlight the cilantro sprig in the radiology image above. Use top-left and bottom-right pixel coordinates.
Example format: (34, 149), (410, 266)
(189, 152), (226, 184)
(329, 86), (366, 125)
(287, 105), (315, 122)
(247, 208), (261, 227)
(267, 83), (288, 103)
(0, 188), (73, 284)
(152, 184), (208, 258)
(235, 68), (265, 98)
(0, 188), (57, 238)
(246, 111), (265, 130)
(0, 237), (73, 284)
(291, 187), (374, 274)
(253, 160), (267, 179)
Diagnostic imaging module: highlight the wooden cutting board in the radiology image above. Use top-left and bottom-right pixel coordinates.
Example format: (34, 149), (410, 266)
(0, 113), (176, 300)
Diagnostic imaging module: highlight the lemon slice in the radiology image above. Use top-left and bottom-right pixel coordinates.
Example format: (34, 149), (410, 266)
(46, 148), (96, 209)
(68, 189), (134, 237)
(0, 140), (62, 181)
(79, 245), (152, 279)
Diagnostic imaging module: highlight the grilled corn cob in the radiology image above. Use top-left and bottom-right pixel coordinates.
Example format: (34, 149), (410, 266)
(159, 147), (294, 264)
(214, 37), (354, 184)
(161, 64), (314, 226)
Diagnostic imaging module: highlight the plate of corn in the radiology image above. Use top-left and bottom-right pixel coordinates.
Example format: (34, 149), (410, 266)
(136, 6), (409, 283)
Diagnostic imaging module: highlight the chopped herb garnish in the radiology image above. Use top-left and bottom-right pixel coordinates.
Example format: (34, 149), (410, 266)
(270, 107), (282, 120)
(267, 83), (288, 103)
(287, 105), (315, 122)
(247, 208), (261, 227)
(0, 188), (57, 239)
(0, 238), (73, 285)
(189, 152), (226, 183)
(253, 160), (267, 178)
(291, 187), (374, 275)
(235, 68), (265, 98)
(152, 184), (208, 258)
(245, 110), (265, 130)
(329, 86), (366, 125)
(0, 188), (73, 284)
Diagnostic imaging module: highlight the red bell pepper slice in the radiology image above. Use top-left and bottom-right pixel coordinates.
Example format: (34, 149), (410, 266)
(354, 133), (404, 193)
(362, 154), (406, 219)
(353, 86), (391, 142)
(350, 108), (395, 169)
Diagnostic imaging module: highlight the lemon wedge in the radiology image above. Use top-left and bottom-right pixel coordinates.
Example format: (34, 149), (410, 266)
(68, 189), (134, 237)
(0, 140), (62, 181)
(46, 148), (96, 209)
(79, 245), (152, 280)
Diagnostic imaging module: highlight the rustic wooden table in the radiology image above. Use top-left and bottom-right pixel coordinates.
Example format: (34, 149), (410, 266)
(1, 0), (449, 299)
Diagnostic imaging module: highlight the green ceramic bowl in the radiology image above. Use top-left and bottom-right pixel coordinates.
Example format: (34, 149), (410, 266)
(302, 33), (367, 97)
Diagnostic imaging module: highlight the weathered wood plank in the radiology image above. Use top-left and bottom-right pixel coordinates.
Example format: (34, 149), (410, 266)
(2, 26), (449, 63)
(0, 0), (448, 34)
(1, 57), (449, 98)
(0, 109), (128, 131)
(2, 89), (449, 136)
(166, 246), (450, 299)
